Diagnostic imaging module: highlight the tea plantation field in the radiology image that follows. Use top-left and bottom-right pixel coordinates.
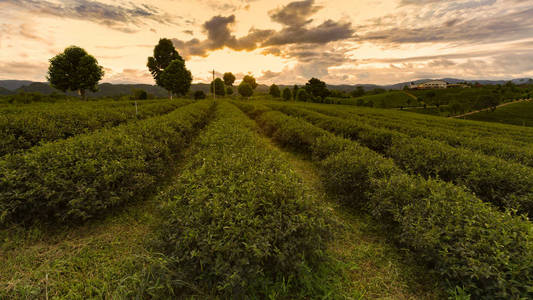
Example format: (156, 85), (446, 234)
(464, 99), (533, 127)
(1, 99), (532, 299)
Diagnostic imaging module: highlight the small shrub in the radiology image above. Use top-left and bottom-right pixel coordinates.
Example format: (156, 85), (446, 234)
(194, 90), (206, 100)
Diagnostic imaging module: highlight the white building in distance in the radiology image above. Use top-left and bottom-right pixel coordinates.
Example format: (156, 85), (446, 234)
(417, 80), (448, 89)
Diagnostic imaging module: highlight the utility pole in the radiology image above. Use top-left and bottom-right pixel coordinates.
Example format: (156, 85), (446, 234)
(212, 69), (216, 100)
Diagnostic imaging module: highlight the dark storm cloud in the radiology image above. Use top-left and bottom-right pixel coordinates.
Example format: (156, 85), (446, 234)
(0, 0), (175, 32)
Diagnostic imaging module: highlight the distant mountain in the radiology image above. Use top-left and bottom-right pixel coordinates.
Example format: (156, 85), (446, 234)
(9, 82), (171, 98)
(17, 82), (59, 94)
(0, 86), (14, 95)
(0, 80), (33, 91)
(1, 77), (531, 98)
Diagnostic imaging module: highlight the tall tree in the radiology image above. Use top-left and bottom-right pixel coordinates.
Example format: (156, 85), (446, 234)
(47, 46), (104, 100)
(282, 88), (292, 101)
(159, 59), (192, 99)
(297, 89), (309, 101)
(269, 84), (281, 98)
(223, 72), (236, 87)
(242, 75), (258, 90)
(238, 82), (253, 98)
(211, 78), (226, 96)
(305, 78), (329, 100)
(147, 38), (184, 98)
(292, 85), (298, 100)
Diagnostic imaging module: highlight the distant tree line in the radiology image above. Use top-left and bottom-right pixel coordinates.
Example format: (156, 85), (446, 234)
(43, 40), (533, 106)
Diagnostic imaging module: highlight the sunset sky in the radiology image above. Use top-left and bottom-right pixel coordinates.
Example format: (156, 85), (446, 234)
(0, 0), (532, 85)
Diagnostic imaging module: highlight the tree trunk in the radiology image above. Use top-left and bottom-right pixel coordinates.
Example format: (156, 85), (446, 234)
(168, 90), (172, 100)
(78, 89), (87, 100)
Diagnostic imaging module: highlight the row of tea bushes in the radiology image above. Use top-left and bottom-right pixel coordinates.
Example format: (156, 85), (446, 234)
(154, 102), (331, 297)
(320, 102), (533, 145)
(0, 100), (191, 156)
(0, 100), (213, 225)
(234, 101), (533, 299)
(0, 99), (169, 114)
(269, 104), (533, 216)
(303, 104), (533, 167)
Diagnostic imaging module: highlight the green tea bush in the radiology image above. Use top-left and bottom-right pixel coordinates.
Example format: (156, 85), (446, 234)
(0, 101), (213, 225)
(234, 102), (533, 298)
(154, 102), (331, 297)
(0, 100), (191, 156)
(270, 104), (533, 216)
(305, 104), (533, 168)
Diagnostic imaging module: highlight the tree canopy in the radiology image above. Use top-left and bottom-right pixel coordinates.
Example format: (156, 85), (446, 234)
(194, 90), (206, 100)
(223, 72), (236, 86)
(159, 59), (192, 99)
(305, 78), (329, 100)
(351, 86), (365, 98)
(226, 86), (234, 95)
(282, 88), (292, 101)
(47, 46), (104, 100)
(147, 38), (183, 88)
(242, 75), (258, 90)
(297, 89), (309, 101)
(238, 82), (253, 98)
(211, 78), (226, 96)
(269, 84), (281, 98)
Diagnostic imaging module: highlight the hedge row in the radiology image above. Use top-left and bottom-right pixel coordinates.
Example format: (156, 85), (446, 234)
(269, 104), (533, 216)
(234, 101), (533, 298)
(0, 100), (191, 156)
(154, 101), (331, 297)
(309, 103), (533, 145)
(304, 104), (533, 167)
(0, 100), (213, 225)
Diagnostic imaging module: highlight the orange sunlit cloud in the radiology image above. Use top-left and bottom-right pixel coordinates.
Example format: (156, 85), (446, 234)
(0, 0), (532, 85)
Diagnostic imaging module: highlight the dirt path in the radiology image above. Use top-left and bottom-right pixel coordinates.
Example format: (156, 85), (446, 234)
(450, 98), (532, 118)
(403, 91), (418, 100)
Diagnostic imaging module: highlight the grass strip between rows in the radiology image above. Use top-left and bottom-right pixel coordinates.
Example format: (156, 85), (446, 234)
(234, 101), (533, 299)
(152, 101), (332, 297)
(0, 100), (213, 225)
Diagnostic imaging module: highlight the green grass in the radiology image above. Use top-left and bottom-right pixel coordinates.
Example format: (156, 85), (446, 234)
(275, 149), (445, 299)
(404, 106), (450, 116)
(4, 98), (533, 298)
(339, 91), (416, 108)
(0, 199), (156, 298)
(464, 100), (533, 126)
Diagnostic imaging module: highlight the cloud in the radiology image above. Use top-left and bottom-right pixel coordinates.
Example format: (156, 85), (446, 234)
(257, 43), (351, 84)
(172, 15), (275, 58)
(0, 0), (176, 33)
(269, 0), (322, 27)
(265, 0), (354, 46)
(0, 60), (49, 81)
(172, 0), (354, 60)
(264, 20), (354, 45)
(105, 68), (153, 84)
(359, 2), (533, 45)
